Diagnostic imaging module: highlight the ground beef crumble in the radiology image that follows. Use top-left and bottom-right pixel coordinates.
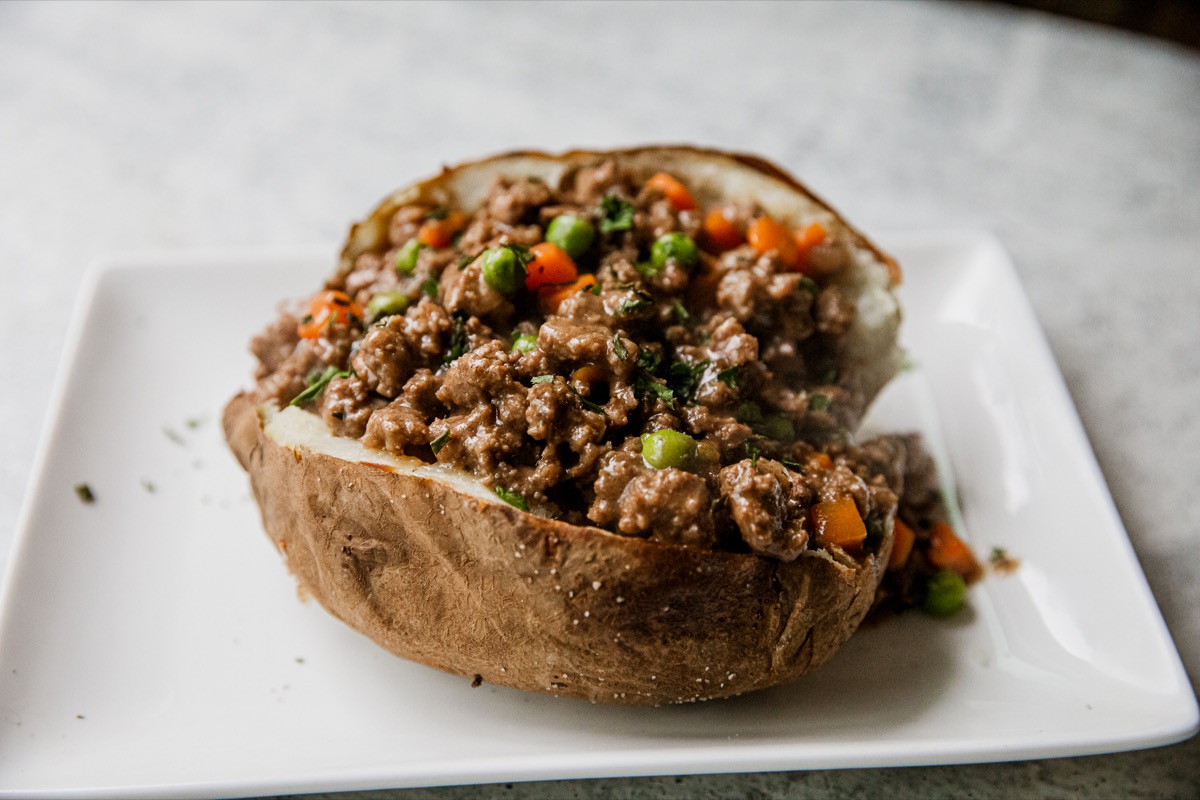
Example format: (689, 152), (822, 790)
(249, 159), (965, 601)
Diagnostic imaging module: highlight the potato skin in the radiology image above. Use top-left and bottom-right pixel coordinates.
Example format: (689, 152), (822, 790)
(224, 393), (890, 705)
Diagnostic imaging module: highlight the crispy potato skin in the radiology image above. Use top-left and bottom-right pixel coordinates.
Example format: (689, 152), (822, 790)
(224, 393), (889, 705)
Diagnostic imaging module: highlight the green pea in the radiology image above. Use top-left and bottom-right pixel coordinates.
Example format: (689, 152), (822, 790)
(479, 247), (526, 296)
(650, 232), (699, 271)
(545, 215), (595, 261)
(922, 570), (967, 618)
(735, 401), (764, 424)
(511, 332), (538, 353)
(365, 291), (410, 321)
(394, 238), (424, 274)
(754, 415), (795, 441)
(640, 429), (697, 470)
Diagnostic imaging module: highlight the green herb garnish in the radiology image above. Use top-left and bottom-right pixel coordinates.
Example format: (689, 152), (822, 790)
(809, 393), (831, 411)
(430, 429), (451, 455)
(571, 386), (608, 417)
(443, 315), (469, 365)
(631, 348), (673, 404)
(635, 261), (663, 278)
(799, 276), (820, 294)
(599, 195), (635, 233)
(530, 375), (556, 384)
(612, 333), (628, 362)
(744, 440), (761, 469)
(494, 486), (528, 511)
(616, 294), (653, 315)
(672, 300), (691, 324)
(75, 483), (95, 504)
(290, 365), (350, 407)
(421, 276), (440, 298)
(666, 359), (709, 405)
(716, 365), (739, 388)
(643, 380), (676, 404)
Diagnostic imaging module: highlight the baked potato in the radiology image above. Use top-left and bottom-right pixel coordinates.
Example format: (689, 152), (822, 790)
(225, 146), (908, 704)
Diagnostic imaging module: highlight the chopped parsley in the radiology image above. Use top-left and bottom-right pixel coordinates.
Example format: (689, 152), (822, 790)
(808, 393), (831, 411)
(630, 348), (674, 405)
(530, 375), (556, 384)
(641, 379), (676, 404)
(616, 294), (653, 315)
(421, 276), (440, 297)
(494, 485), (528, 511)
(75, 483), (95, 504)
(611, 333), (628, 362)
(666, 359), (709, 405)
(672, 300), (691, 324)
(427, 208), (450, 220)
(635, 261), (663, 278)
(744, 440), (761, 469)
(799, 276), (820, 294)
(599, 195), (635, 233)
(443, 315), (469, 365)
(290, 365), (350, 407)
(429, 429), (451, 455)
(571, 386), (608, 417)
(716, 365), (739, 388)
(636, 348), (662, 373)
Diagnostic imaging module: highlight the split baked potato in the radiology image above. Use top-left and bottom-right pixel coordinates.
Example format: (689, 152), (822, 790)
(225, 146), (909, 704)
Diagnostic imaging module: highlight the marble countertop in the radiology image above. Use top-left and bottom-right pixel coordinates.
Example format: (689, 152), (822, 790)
(1, 2), (1196, 798)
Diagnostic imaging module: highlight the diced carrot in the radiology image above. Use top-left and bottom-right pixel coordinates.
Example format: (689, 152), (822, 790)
(889, 518), (916, 570)
(524, 242), (578, 291)
(297, 290), (363, 339)
(571, 363), (606, 387)
(417, 210), (467, 248)
(646, 172), (697, 211)
(810, 496), (868, 552)
(794, 221), (827, 253)
(702, 206), (744, 252)
(793, 222), (827, 275)
(928, 521), (982, 581)
(747, 215), (801, 269)
(537, 273), (597, 314)
(808, 452), (833, 472)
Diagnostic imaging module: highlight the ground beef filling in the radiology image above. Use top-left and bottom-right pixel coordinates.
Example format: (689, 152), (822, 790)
(251, 160), (906, 562)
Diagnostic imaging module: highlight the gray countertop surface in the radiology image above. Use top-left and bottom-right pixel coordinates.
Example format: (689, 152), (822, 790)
(1, 1), (1196, 797)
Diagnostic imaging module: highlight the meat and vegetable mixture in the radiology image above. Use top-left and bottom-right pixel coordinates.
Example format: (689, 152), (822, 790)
(250, 159), (978, 613)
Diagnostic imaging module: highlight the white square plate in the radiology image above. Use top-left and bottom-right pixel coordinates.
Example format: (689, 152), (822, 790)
(1, 231), (1195, 799)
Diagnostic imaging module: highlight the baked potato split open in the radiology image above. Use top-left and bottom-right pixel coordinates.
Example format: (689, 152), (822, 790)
(226, 146), (911, 704)
(224, 396), (889, 704)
